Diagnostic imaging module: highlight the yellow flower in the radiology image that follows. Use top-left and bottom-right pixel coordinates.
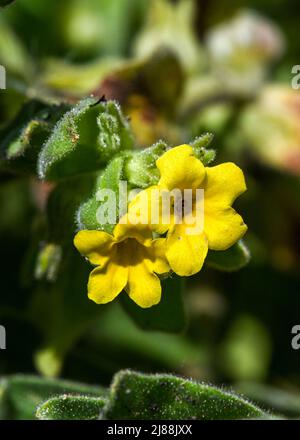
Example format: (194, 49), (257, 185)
(129, 144), (247, 277)
(74, 217), (170, 308)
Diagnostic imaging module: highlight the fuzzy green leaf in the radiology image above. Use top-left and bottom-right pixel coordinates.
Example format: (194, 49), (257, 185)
(120, 276), (186, 333)
(205, 240), (251, 272)
(36, 395), (105, 420)
(0, 100), (69, 175)
(38, 98), (134, 180)
(101, 370), (268, 420)
(1, 375), (106, 420)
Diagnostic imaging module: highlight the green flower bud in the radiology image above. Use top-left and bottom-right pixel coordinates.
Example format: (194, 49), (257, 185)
(191, 133), (216, 165)
(124, 140), (168, 188)
(35, 243), (62, 282)
(239, 86), (300, 175)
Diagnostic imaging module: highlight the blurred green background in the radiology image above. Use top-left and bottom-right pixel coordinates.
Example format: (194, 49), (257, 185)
(1, 0), (300, 418)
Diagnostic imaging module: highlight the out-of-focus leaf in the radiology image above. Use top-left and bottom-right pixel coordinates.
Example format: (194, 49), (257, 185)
(1, 375), (106, 420)
(205, 240), (251, 272)
(0, 0), (15, 7)
(63, 0), (147, 58)
(42, 36), (182, 102)
(219, 315), (272, 382)
(120, 276), (186, 333)
(38, 98), (134, 180)
(28, 174), (105, 376)
(88, 303), (203, 375)
(237, 382), (300, 418)
(0, 179), (33, 237)
(0, 100), (69, 175)
(96, 48), (184, 112)
(101, 370), (268, 420)
(41, 58), (122, 96)
(47, 175), (95, 242)
(36, 395), (105, 420)
(31, 245), (109, 378)
(0, 16), (32, 78)
(26, 175), (98, 376)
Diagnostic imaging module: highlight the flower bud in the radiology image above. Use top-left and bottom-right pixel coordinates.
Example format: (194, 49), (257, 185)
(125, 140), (168, 188)
(206, 10), (284, 95)
(239, 86), (300, 174)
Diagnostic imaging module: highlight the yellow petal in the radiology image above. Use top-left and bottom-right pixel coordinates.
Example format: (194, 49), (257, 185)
(88, 253), (128, 304)
(145, 238), (170, 275)
(204, 163), (247, 207)
(127, 186), (161, 228)
(204, 208), (247, 250)
(127, 186), (173, 234)
(165, 224), (208, 276)
(74, 230), (114, 266)
(126, 262), (162, 308)
(204, 163), (247, 250)
(113, 214), (153, 246)
(157, 145), (206, 191)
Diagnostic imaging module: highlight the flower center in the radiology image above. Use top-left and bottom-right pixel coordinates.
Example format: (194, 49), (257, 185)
(117, 238), (147, 267)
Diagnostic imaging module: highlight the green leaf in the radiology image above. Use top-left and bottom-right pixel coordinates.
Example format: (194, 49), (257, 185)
(101, 370), (268, 420)
(205, 240), (251, 272)
(77, 154), (128, 233)
(89, 303), (204, 373)
(2, 375), (106, 420)
(42, 58), (122, 97)
(124, 140), (168, 188)
(0, 100), (70, 175)
(120, 275), (186, 333)
(36, 395), (105, 420)
(38, 98), (134, 180)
